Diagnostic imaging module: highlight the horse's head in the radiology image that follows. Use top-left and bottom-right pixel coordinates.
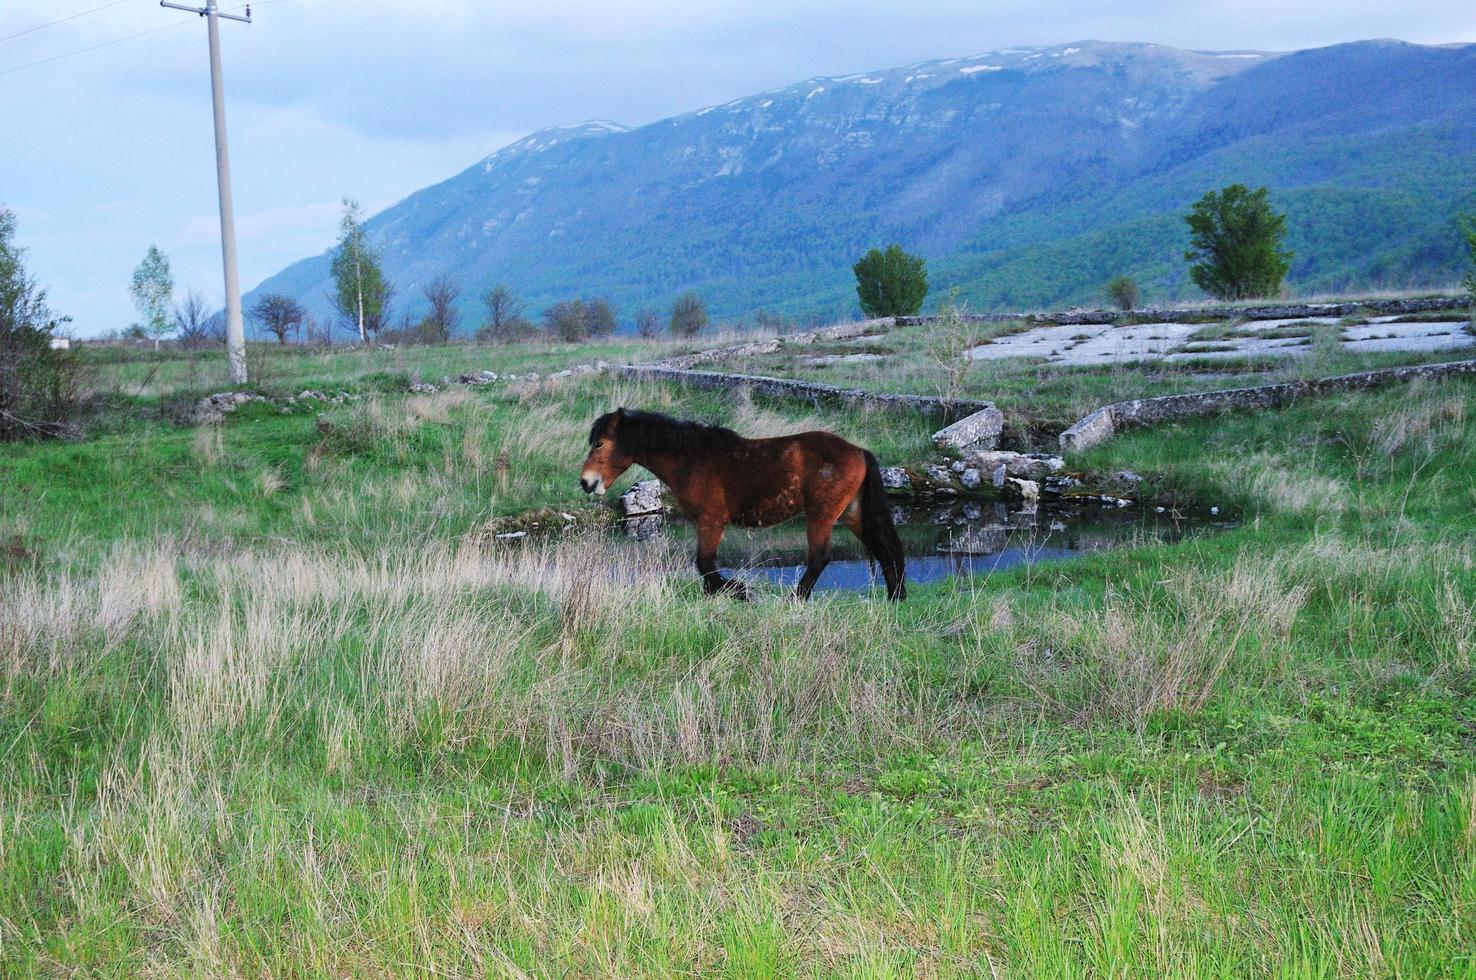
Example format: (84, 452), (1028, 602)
(580, 408), (634, 495)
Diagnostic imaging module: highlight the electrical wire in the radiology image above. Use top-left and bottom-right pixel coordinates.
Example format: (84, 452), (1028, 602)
(0, 2), (268, 78)
(0, 0), (132, 45)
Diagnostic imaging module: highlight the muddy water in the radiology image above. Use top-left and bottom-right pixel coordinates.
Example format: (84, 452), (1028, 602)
(615, 500), (1230, 594)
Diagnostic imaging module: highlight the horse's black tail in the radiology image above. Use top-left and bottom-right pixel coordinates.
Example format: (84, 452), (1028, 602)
(860, 450), (907, 601)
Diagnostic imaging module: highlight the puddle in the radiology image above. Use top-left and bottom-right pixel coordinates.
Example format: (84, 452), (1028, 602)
(615, 500), (1230, 594)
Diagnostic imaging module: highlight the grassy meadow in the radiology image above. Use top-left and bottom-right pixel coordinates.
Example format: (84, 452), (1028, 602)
(2, 333), (1475, 975)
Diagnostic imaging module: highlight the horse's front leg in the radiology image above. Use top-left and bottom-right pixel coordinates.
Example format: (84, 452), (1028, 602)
(695, 518), (749, 600)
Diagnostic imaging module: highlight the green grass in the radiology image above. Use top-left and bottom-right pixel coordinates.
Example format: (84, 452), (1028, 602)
(2, 343), (1475, 974)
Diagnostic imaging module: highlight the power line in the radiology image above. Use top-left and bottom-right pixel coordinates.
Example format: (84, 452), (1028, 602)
(0, 19), (191, 75)
(0, 1), (268, 77)
(0, 0), (132, 45)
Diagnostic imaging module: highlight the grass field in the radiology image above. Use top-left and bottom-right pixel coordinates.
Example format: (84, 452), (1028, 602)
(3, 336), (1475, 975)
(702, 311), (1476, 440)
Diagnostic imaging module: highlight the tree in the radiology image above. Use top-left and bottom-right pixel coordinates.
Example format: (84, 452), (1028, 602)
(249, 293), (307, 345)
(669, 292), (708, 337)
(130, 245), (174, 350)
(477, 284), (526, 342)
(0, 208), (80, 440)
(853, 244), (928, 318)
(173, 289), (220, 349)
(1184, 184), (1293, 300)
(545, 299), (588, 343)
(586, 297), (617, 338)
(329, 198), (390, 342)
(1460, 213), (1476, 311)
(419, 275), (461, 343)
(634, 308), (661, 338)
(1105, 275), (1140, 311)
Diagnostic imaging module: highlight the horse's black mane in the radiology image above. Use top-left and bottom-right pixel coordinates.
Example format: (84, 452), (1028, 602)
(590, 408), (743, 457)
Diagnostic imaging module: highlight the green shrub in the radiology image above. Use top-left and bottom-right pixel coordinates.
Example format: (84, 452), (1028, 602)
(0, 209), (83, 440)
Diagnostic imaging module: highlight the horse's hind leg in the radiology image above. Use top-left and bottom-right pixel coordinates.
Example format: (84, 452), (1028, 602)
(794, 517), (836, 600)
(696, 519), (749, 600)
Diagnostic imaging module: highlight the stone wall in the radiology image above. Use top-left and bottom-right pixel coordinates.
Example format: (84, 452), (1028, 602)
(646, 318), (891, 371)
(1061, 358), (1476, 451)
(615, 364), (992, 420)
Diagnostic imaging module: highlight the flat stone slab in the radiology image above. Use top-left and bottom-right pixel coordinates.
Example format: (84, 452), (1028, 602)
(967, 316), (1474, 365)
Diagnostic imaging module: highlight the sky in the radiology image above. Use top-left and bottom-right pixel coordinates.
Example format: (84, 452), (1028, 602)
(2, 0), (1473, 335)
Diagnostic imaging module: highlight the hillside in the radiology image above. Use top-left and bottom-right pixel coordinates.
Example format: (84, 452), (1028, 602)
(248, 39), (1476, 328)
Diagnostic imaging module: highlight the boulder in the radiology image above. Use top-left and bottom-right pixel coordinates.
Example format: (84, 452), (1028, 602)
(931, 405), (1004, 453)
(1000, 477), (1040, 503)
(880, 467), (912, 491)
(619, 478), (665, 516)
(958, 467), (983, 490)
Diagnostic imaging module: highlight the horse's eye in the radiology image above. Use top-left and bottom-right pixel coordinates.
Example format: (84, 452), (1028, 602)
(595, 440), (604, 449)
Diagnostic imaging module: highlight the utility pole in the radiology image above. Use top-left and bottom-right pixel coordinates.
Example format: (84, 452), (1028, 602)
(161, 0), (251, 384)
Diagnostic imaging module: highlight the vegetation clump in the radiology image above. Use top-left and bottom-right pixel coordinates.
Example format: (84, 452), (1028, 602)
(853, 243), (929, 317)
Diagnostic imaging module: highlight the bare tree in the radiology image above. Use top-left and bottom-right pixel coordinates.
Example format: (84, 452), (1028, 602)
(419, 276), (461, 343)
(249, 293), (307, 345)
(173, 289), (219, 349)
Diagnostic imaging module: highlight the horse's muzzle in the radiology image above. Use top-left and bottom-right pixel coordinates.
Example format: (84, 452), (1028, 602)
(580, 476), (604, 495)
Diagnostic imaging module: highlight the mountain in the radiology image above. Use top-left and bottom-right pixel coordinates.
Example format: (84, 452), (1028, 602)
(249, 39), (1476, 328)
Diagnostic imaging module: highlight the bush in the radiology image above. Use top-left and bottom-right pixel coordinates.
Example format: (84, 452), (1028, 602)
(1184, 184), (1292, 300)
(0, 209), (83, 440)
(585, 298), (617, 338)
(545, 300), (589, 343)
(1105, 275), (1139, 311)
(634, 308), (661, 338)
(669, 292), (708, 337)
(853, 244), (928, 317)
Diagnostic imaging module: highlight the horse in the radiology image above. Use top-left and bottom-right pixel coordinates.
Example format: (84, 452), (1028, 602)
(580, 408), (906, 601)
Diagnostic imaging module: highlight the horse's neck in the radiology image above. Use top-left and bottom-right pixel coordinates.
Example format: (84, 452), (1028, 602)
(633, 450), (693, 493)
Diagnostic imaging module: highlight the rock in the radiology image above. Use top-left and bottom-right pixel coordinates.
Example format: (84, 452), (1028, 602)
(623, 515), (664, 540)
(880, 467), (912, 491)
(950, 460), (968, 474)
(619, 478), (665, 516)
(924, 463), (955, 487)
(959, 467), (983, 490)
(1114, 470), (1143, 483)
(889, 505), (911, 526)
(460, 370), (498, 385)
(1210, 506), (1220, 515)
(965, 450), (1064, 481)
(409, 383), (438, 394)
(194, 390), (266, 423)
(931, 405), (1005, 453)
(1000, 478), (1040, 503)
(1059, 406), (1115, 451)
(495, 530), (527, 541)
(990, 464), (1008, 488)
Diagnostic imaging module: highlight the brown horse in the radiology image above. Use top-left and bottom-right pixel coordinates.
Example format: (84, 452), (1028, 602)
(580, 408), (906, 600)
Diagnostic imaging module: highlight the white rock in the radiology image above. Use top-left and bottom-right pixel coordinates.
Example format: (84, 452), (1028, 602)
(619, 478), (665, 516)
